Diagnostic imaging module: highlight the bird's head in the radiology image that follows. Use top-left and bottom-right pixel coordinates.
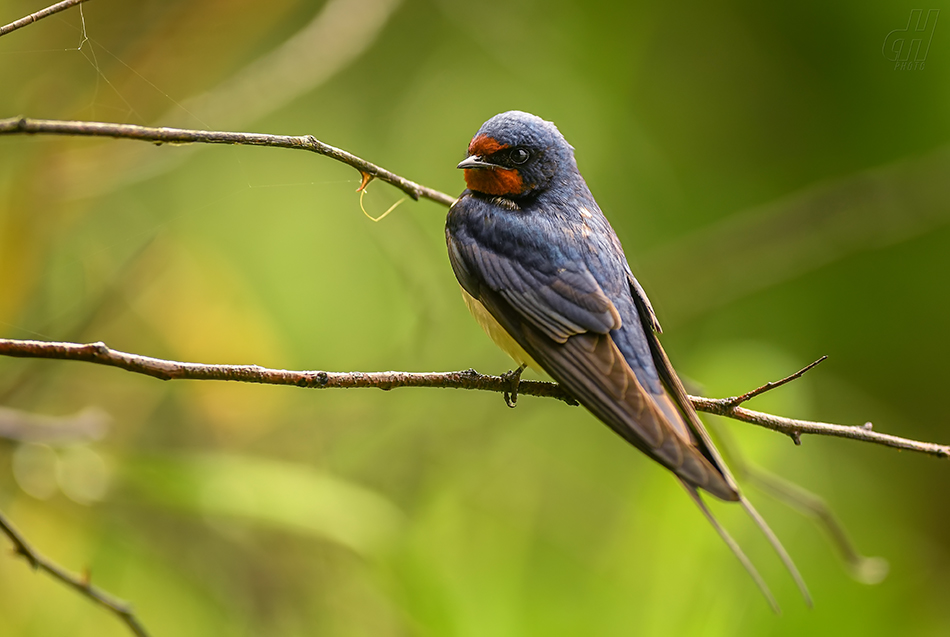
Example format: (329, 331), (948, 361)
(458, 111), (576, 199)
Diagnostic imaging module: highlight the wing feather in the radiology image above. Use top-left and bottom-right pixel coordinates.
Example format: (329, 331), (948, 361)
(455, 240), (621, 342)
(447, 224), (738, 501)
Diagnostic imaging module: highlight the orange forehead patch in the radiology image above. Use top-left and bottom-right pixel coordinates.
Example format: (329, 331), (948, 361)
(464, 167), (524, 196)
(468, 134), (508, 156)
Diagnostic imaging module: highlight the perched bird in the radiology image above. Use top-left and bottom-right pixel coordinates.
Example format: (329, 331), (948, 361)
(445, 110), (810, 611)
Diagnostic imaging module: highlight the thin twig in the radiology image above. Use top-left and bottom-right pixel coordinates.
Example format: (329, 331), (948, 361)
(0, 117), (457, 206)
(723, 355), (827, 407)
(0, 508), (149, 637)
(743, 467), (889, 584)
(709, 422), (888, 584)
(691, 395), (949, 458)
(1, 338), (947, 458)
(0, 0), (89, 37)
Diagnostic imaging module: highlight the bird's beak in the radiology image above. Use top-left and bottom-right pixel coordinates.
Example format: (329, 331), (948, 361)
(457, 155), (495, 170)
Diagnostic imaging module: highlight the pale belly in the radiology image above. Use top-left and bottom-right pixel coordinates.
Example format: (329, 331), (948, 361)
(460, 287), (541, 371)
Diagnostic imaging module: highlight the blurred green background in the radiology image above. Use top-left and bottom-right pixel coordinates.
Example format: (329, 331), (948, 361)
(1, 0), (949, 634)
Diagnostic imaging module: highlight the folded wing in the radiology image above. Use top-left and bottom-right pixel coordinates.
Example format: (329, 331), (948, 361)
(448, 233), (738, 501)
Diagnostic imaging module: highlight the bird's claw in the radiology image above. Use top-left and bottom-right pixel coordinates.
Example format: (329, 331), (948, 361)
(502, 363), (527, 408)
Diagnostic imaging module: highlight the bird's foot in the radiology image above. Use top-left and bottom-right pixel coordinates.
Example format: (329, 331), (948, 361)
(501, 363), (527, 408)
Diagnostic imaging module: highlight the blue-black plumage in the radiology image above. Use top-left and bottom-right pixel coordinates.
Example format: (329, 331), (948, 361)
(445, 110), (811, 611)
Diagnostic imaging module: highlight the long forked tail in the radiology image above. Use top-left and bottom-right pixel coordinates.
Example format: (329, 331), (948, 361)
(740, 495), (813, 607)
(679, 480), (780, 614)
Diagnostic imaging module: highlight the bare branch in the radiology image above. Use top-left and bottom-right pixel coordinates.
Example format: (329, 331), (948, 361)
(691, 395), (949, 458)
(708, 422), (888, 584)
(723, 355), (827, 407)
(0, 338), (579, 403)
(742, 466), (889, 584)
(0, 117), (457, 207)
(0, 0), (89, 37)
(1, 338), (947, 458)
(0, 508), (149, 637)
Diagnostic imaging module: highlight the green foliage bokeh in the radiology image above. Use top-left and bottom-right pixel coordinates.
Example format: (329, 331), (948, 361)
(1, 0), (948, 635)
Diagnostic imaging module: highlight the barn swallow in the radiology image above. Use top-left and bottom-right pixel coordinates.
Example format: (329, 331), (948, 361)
(445, 110), (810, 611)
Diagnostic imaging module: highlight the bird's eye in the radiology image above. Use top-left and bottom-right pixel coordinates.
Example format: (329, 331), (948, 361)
(510, 148), (530, 165)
